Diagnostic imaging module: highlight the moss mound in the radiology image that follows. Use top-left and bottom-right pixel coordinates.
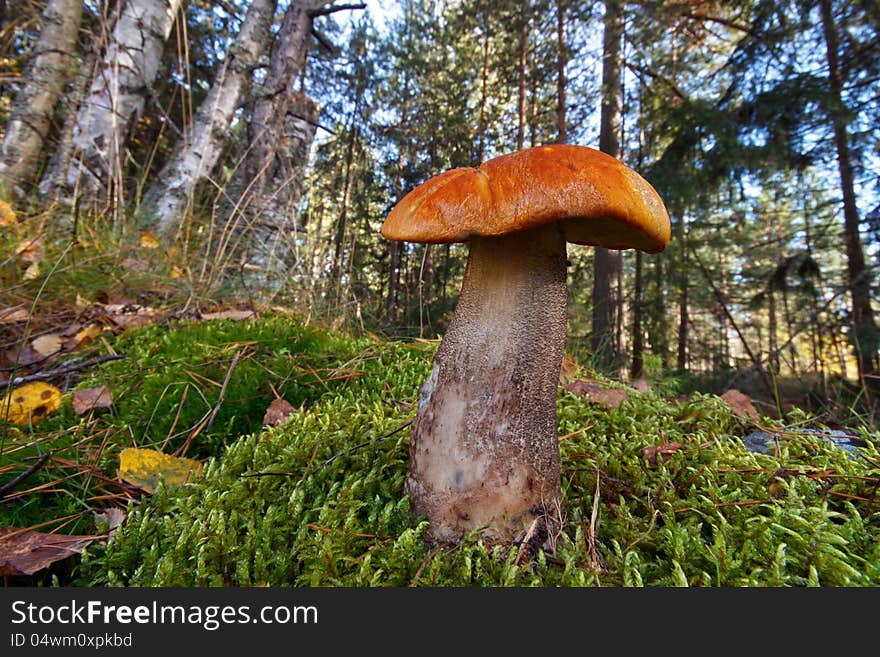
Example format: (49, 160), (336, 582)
(89, 321), (880, 587)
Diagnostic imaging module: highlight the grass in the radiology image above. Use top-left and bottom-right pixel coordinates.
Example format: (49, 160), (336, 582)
(1, 312), (878, 586)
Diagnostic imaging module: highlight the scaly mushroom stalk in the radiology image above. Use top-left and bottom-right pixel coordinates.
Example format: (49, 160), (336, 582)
(405, 223), (568, 543)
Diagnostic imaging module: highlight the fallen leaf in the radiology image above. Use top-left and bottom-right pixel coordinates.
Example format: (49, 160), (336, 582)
(22, 261), (40, 280)
(559, 354), (580, 385)
(720, 389), (759, 421)
(0, 527), (97, 577)
(0, 306), (28, 324)
(1, 382), (63, 424)
(72, 385), (113, 414)
(139, 230), (159, 249)
(15, 236), (43, 263)
(644, 442), (685, 465)
(171, 265), (184, 279)
(31, 333), (63, 357)
(63, 323), (103, 350)
(118, 448), (202, 494)
(5, 343), (42, 367)
(565, 379), (629, 409)
(201, 309), (256, 321)
(93, 508), (125, 541)
(0, 200), (16, 226)
(262, 398), (295, 427)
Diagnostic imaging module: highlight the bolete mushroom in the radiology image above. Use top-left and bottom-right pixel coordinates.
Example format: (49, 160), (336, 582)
(382, 144), (671, 545)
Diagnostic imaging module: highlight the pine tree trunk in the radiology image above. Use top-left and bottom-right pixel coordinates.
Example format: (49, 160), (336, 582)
(515, 3), (528, 151)
(139, 0), (278, 237)
(819, 0), (878, 386)
(555, 0), (567, 144)
(630, 250), (644, 378)
(66, 0), (183, 199)
(0, 0), (82, 197)
(592, 0), (623, 371)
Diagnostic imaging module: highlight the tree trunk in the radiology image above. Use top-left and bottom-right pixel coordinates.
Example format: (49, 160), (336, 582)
(515, 3), (528, 150)
(819, 0), (878, 387)
(242, 0), (326, 211)
(592, 0), (623, 372)
(66, 0), (183, 200)
(0, 0), (82, 197)
(244, 92), (320, 292)
(555, 0), (567, 144)
(139, 0), (278, 238)
(676, 229), (689, 371)
(630, 250), (644, 378)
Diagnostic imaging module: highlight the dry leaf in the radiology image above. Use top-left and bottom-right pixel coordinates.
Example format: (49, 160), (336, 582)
(93, 508), (125, 541)
(171, 265), (184, 279)
(22, 261), (40, 280)
(0, 527), (97, 577)
(1, 382), (62, 424)
(15, 236), (43, 263)
(72, 385), (113, 414)
(31, 333), (63, 357)
(139, 230), (159, 249)
(63, 323), (103, 350)
(720, 389), (759, 421)
(0, 199), (16, 227)
(0, 307), (28, 324)
(201, 309), (256, 321)
(565, 379), (629, 409)
(559, 354), (580, 385)
(263, 398), (295, 427)
(644, 442), (685, 465)
(118, 447), (202, 494)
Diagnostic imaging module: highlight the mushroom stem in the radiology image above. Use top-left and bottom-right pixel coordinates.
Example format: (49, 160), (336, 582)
(406, 223), (568, 544)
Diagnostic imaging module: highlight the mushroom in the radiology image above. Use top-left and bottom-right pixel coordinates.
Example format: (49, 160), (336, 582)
(382, 144), (671, 545)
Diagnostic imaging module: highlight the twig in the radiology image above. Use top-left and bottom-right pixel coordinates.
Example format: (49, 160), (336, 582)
(0, 454), (50, 500)
(322, 420), (412, 467)
(308, 3), (366, 18)
(0, 354), (126, 390)
(176, 349), (244, 457)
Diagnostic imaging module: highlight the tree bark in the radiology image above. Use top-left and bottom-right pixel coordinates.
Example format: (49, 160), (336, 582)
(244, 91), (320, 291)
(66, 0), (183, 199)
(592, 0), (623, 371)
(819, 0), (878, 386)
(0, 0), (82, 197)
(139, 0), (278, 237)
(242, 0), (326, 210)
(555, 0), (567, 144)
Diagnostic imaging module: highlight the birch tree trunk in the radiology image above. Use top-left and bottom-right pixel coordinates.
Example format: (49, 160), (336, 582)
(65, 0), (182, 200)
(0, 0), (82, 197)
(139, 0), (278, 237)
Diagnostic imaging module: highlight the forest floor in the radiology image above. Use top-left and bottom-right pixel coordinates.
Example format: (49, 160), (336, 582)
(1, 236), (879, 586)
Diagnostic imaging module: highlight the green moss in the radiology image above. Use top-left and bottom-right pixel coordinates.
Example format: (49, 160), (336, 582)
(87, 328), (880, 587)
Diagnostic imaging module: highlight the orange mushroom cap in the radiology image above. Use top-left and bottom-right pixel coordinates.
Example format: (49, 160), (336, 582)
(381, 144), (671, 253)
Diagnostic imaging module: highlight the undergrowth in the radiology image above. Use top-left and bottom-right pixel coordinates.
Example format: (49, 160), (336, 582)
(79, 320), (880, 587)
(3, 314), (879, 586)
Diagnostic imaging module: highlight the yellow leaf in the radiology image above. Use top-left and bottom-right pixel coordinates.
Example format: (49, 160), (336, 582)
(1, 382), (62, 425)
(118, 448), (202, 494)
(139, 230), (159, 249)
(0, 200), (16, 226)
(64, 323), (103, 350)
(170, 265), (184, 279)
